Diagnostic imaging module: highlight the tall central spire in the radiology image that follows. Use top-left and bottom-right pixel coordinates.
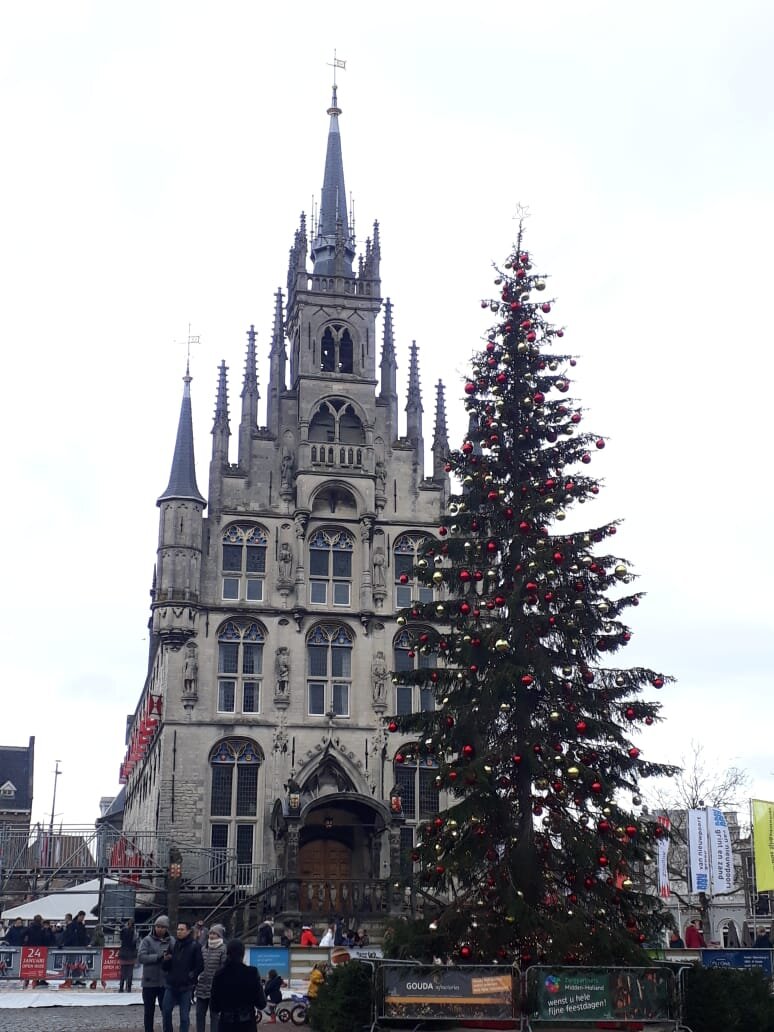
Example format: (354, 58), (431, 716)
(310, 84), (356, 275)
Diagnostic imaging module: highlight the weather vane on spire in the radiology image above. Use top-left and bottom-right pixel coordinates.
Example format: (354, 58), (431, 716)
(179, 324), (200, 380)
(327, 50), (346, 88)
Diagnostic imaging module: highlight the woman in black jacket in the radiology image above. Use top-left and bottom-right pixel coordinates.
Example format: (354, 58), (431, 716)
(211, 939), (266, 1031)
(118, 918), (138, 992)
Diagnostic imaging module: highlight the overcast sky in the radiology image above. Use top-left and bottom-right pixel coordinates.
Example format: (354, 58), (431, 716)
(1, 1), (772, 829)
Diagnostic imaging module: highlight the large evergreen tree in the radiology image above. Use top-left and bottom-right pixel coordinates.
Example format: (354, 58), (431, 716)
(389, 226), (676, 966)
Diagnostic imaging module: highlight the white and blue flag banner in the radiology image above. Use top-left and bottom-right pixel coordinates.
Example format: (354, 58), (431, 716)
(708, 807), (735, 894)
(688, 808), (710, 893)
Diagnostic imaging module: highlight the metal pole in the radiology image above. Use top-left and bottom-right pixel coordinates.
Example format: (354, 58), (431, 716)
(48, 761), (61, 841)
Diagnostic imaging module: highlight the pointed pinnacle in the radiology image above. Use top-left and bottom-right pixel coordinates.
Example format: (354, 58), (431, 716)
(213, 360), (230, 432)
(433, 380), (449, 447)
(242, 325), (259, 400)
(406, 341), (423, 412)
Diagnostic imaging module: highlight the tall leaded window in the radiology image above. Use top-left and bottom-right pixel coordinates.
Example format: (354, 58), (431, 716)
(306, 624), (353, 717)
(209, 738), (262, 885)
(221, 524), (268, 603)
(309, 529), (354, 606)
(394, 534), (434, 609)
(393, 749), (439, 822)
(217, 621), (264, 714)
(393, 629), (435, 715)
(320, 324), (354, 373)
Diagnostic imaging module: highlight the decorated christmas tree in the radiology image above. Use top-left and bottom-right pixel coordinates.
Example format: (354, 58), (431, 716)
(389, 224), (675, 966)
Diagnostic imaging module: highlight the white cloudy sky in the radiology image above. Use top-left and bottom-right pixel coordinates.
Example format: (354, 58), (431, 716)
(1, 1), (772, 828)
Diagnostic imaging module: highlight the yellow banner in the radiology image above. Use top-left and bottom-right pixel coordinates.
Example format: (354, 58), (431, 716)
(753, 800), (774, 891)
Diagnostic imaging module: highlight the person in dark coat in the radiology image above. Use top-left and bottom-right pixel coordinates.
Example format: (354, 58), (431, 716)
(63, 911), (89, 947)
(138, 915), (172, 1032)
(161, 919), (204, 1032)
(119, 918), (138, 992)
(264, 968), (284, 1021)
(6, 919), (26, 946)
(256, 918), (274, 947)
(754, 927), (772, 949)
(211, 939), (266, 1032)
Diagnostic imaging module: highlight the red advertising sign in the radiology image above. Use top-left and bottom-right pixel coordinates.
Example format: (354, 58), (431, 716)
(101, 947), (122, 980)
(20, 946), (48, 980)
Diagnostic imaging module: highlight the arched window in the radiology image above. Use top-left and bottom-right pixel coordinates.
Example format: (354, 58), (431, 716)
(209, 738), (263, 884)
(308, 400), (365, 468)
(393, 748), (439, 822)
(394, 534), (434, 609)
(309, 529), (354, 606)
(217, 621), (264, 714)
(306, 624), (354, 717)
(319, 324), (354, 374)
(393, 629), (435, 715)
(221, 524), (268, 603)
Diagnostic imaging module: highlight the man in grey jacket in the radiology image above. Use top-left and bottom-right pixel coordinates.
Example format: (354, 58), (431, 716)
(138, 915), (171, 1032)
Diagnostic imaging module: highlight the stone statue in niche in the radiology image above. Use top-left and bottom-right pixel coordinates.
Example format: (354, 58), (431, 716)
(278, 542), (293, 582)
(372, 651), (388, 703)
(275, 646), (290, 695)
(372, 547), (386, 590)
(280, 451), (294, 488)
(375, 459), (387, 494)
(183, 641), (198, 694)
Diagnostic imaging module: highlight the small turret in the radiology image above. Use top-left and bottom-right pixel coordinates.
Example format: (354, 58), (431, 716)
(378, 298), (398, 437)
(209, 361), (231, 517)
(432, 379), (450, 482)
(153, 365), (204, 645)
(405, 341), (425, 478)
(239, 325), (259, 465)
(267, 290), (286, 437)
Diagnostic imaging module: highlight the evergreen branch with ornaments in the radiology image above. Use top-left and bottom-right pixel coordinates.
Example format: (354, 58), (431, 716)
(387, 223), (677, 967)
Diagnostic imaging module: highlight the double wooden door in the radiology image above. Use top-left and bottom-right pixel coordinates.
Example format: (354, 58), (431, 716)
(299, 839), (352, 913)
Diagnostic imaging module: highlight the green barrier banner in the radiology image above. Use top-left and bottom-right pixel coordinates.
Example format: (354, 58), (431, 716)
(528, 967), (674, 1023)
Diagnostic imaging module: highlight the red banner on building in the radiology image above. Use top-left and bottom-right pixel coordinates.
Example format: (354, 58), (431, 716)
(20, 946), (48, 980)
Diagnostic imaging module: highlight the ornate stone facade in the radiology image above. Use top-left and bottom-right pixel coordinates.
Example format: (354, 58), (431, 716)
(120, 86), (450, 921)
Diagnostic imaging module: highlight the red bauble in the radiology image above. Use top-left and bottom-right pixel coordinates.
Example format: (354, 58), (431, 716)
(628, 747), (641, 758)
(439, 526), (448, 536)
(598, 854), (609, 867)
(581, 453), (591, 464)
(516, 268), (526, 280)
(557, 329), (564, 338)
(435, 864), (445, 874)
(652, 676), (664, 688)
(519, 520), (530, 534)
(388, 721), (398, 733)
(464, 382), (476, 395)
(626, 825), (638, 837)
(459, 569), (471, 582)
(448, 770), (458, 781)
(591, 780), (603, 794)
(399, 573), (409, 584)
(598, 819), (610, 833)
(487, 490), (499, 501)
(460, 945), (472, 959)
(625, 707), (636, 719)
(521, 674), (534, 686)
(553, 551), (564, 564)
(462, 442), (473, 455)
(512, 754), (522, 764)
(541, 302), (551, 313)
(395, 753), (405, 764)
(496, 372), (508, 385)
(462, 744), (474, 758)
(576, 720), (588, 734)
(595, 438), (605, 449)
(533, 391), (545, 404)
(526, 331), (536, 342)
(644, 715), (654, 726)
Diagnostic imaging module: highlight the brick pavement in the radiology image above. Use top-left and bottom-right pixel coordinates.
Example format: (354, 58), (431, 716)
(0, 1004), (144, 1031)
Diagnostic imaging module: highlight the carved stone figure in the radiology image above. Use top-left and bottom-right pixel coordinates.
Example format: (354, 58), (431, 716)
(275, 646), (290, 694)
(375, 460), (387, 493)
(372, 547), (386, 590)
(280, 451), (294, 488)
(278, 542), (293, 581)
(372, 651), (388, 702)
(183, 641), (198, 694)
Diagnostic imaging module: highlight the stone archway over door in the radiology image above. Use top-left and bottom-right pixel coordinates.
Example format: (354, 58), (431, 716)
(299, 839), (352, 914)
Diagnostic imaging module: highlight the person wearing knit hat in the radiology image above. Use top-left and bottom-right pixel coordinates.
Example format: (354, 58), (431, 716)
(195, 924), (227, 1032)
(138, 916), (172, 1032)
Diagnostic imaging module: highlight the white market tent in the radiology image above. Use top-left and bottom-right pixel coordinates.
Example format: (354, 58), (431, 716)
(1, 878), (117, 923)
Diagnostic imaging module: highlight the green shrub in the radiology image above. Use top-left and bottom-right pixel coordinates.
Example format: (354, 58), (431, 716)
(309, 960), (375, 1032)
(683, 965), (774, 1032)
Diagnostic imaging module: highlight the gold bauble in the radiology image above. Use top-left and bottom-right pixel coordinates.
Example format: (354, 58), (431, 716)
(432, 571), (444, 584)
(622, 878), (633, 889)
(397, 616), (406, 626)
(418, 558), (428, 570)
(549, 711), (561, 722)
(556, 510), (566, 521)
(495, 639), (509, 652)
(614, 564), (628, 579)
(435, 604), (445, 615)
(535, 280), (546, 291)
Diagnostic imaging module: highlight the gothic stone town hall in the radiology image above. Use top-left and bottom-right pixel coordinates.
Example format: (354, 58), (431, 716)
(119, 85), (451, 927)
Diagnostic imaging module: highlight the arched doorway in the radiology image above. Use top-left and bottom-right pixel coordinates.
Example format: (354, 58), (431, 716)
(299, 838), (352, 914)
(296, 793), (391, 916)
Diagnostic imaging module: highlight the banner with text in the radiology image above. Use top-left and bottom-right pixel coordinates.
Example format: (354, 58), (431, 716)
(657, 814), (671, 897)
(701, 949), (773, 975)
(709, 808), (735, 893)
(381, 964), (516, 1021)
(527, 967), (674, 1024)
(753, 799), (774, 891)
(688, 808), (710, 893)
